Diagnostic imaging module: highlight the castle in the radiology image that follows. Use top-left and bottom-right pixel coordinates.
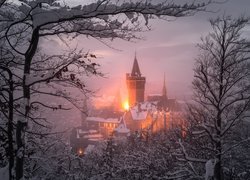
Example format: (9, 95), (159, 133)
(70, 54), (183, 155)
(121, 54), (181, 134)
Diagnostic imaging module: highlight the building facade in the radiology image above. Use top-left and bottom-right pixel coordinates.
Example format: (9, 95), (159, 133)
(126, 53), (146, 106)
(124, 54), (182, 134)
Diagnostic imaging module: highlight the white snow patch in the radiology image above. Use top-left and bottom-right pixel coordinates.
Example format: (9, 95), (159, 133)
(84, 144), (95, 154)
(86, 117), (120, 123)
(205, 159), (216, 180)
(115, 124), (130, 134)
(84, 133), (103, 139)
(0, 165), (8, 180)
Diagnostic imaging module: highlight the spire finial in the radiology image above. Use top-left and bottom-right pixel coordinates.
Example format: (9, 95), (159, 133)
(164, 72), (166, 87)
(131, 51), (141, 77)
(162, 73), (167, 98)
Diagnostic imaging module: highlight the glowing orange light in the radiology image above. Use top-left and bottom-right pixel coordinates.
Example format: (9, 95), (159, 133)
(78, 148), (84, 156)
(123, 100), (129, 111)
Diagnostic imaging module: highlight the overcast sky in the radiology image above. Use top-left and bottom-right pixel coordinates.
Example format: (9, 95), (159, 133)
(42, 0), (250, 103)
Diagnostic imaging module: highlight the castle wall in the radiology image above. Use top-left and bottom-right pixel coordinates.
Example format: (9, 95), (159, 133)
(126, 75), (146, 106)
(124, 111), (152, 133)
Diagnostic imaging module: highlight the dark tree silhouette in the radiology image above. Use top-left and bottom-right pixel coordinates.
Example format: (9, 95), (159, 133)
(185, 16), (250, 180)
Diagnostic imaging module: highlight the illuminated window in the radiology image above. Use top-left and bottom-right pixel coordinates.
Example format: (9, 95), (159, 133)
(77, 148), (84, 156)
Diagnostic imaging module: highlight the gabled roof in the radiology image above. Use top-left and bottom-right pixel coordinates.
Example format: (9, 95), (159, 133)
(129, 102), (156, 120)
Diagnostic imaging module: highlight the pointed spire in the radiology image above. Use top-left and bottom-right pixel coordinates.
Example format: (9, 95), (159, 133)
(162, 73), (167, 98)
(131, 52), (141, 77)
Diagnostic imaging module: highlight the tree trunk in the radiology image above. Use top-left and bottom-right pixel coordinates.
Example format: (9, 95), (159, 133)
(214, 142), (223, 180)
(0, 66), (15, 180)
(16, 27), (39, 180)
(8, 74), (14, 180)
(215, 111), (223, 180)
(15, 121), (25, 180)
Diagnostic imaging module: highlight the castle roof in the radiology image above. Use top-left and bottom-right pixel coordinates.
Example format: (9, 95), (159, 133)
(131, 53), (141, 77)
(157, 98), (180, 112)
(115, 124), (130, 134)
(129, 102), (157, 120)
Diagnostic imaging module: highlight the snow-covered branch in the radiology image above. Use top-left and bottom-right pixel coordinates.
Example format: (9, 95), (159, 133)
(178, 139), (207, 163)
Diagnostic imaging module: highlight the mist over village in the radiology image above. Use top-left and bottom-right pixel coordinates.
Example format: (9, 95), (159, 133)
(1, 0), (250, 180)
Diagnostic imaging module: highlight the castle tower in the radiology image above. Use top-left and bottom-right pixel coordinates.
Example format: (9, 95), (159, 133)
(126, 53), (146, 106)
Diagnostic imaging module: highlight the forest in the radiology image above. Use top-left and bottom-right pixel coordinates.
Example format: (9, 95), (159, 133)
(0, 0), (250, 180)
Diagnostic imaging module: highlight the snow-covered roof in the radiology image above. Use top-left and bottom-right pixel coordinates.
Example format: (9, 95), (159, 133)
(84, 144), (95, 154)
(130, 109), (148, 120)
(76, 129), (100, 139)
(129, 102), (157, 120)
(78, 129), (98, 134)
(84, 133), (103, 139)
(86, 117), (120, 123)
(78, 129), (89, 134)
(115, 124), (130, 134)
